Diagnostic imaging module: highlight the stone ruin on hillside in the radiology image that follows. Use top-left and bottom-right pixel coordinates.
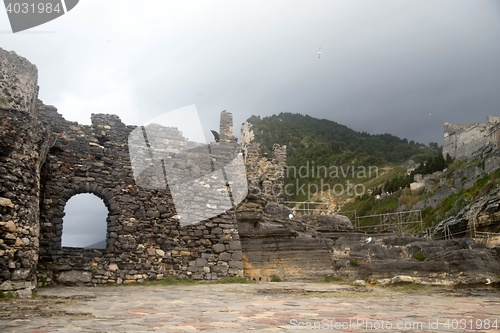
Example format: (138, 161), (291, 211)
(1, 48), (500, 297)
(443, 116), (500, 160)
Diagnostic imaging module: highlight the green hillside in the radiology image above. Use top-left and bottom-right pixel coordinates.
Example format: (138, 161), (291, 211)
(247, 113), (440, 202)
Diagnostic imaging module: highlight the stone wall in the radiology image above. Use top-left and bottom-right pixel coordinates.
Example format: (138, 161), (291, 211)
(0, 48), (245, 296)
(443, 116), (500, 160)
(0, 49), (53, 297)
(37, 106), (244, 287)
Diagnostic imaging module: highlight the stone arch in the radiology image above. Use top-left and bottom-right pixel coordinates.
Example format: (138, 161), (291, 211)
(54, 183), (119, 251)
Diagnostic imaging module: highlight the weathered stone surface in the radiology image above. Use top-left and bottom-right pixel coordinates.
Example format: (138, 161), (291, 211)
(391, 275), (414, 284)
(56, 271), (92, 285)
(352, 279), (366, 287)
(0, 49), (38, 112)
(0, 48), (246, 295)
(299, 214), (354, 234)
(433, 186), (500, 239)
(443, 116), (500, 160)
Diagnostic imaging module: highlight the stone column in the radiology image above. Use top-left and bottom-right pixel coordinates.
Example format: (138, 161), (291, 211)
(219, 110), (237, 142)
(0, 48), (51, 297)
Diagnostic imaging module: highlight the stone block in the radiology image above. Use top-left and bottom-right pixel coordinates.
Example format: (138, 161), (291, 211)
(352, 280), (366, 287)
(195, 258), (208, 266)
(391, 275), (414, 284)
(56, 271), (92, 285)
(212, 243), (225, 253)
(218, 252), (231, 262)
(228, 261), (244, 269)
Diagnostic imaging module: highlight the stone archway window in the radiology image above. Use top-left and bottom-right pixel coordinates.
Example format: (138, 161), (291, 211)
(61, 193), (108, 249)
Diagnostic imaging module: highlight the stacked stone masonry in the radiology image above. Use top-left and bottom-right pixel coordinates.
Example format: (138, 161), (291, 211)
(0, 49), (244, 296)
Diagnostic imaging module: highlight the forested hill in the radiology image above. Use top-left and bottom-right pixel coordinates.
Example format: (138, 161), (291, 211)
(246, 113), (438, 167)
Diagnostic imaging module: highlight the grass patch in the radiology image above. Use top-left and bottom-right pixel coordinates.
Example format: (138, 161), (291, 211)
(119, 276), (199, 286)
(0, 291), (14, 300)
(323, 276), (344, 283)
(0, 97), (7, 106)
(349, 259), (359, 267)
(270, 275), (283, 282)
(412, 251), (426, 261)
(215, 276), (254, 284)
(370, 197), (399, 214)
(109, 276), (255, 287)
(399, 189), (424, 209)
(423, 167), (500, 229)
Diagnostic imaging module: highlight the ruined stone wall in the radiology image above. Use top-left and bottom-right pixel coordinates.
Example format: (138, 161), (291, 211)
(240, 121), (287, 203)
(36, 107), (244, 286)
(0, 49), (244, 296)
(0, 49), (52, 297)
(443, 116), (500, 160)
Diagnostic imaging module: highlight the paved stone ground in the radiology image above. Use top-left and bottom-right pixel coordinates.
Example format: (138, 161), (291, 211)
(1, 282), (499, 332)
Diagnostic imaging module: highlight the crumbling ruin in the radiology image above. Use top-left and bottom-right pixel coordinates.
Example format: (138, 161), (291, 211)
(1, 49), (499, 297)
(443, 116), (500, 160)
(1, 49), (247, 296)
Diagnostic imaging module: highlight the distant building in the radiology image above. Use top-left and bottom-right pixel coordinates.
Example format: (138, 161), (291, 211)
(443, 116), (500, 160)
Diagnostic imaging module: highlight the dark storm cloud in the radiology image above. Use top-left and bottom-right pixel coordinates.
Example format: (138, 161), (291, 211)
(2, 0), (499, 145)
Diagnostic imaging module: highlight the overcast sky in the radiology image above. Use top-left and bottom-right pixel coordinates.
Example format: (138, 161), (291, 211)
(2, 0), (499, 144)
(61, 194), (107, 248)
(2, 0), (500, 245)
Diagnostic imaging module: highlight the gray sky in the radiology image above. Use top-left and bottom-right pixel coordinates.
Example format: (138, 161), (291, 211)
(2, 0), (499, 144)
(61, 193), (107, 248)
(2, 0), (500, 245)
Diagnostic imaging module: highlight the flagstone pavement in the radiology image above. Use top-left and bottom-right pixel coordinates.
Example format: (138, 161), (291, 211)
(1, 282), (499, 332)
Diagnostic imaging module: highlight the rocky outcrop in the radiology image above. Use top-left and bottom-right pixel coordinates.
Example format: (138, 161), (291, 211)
(320, 234), (500, 286)
(236, 176), (333, 281)
(433, 186), (500, 239)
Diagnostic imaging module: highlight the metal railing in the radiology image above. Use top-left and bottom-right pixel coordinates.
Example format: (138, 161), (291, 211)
(352, 210), (423, 235)
(285, 200), (423, 236)
(474, 231), (500, 247)
(284, 201), (332, 216)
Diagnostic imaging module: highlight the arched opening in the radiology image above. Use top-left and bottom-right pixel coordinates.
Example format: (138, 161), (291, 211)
(61, 193), (108, 249)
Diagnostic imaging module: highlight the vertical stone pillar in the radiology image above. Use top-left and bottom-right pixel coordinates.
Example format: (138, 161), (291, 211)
(219, 110), (237, 142)
(0, 49), (51, 297)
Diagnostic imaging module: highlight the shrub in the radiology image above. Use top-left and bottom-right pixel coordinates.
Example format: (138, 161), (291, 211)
(270, 275), (283, 282)
(412, 251), (426, 261)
